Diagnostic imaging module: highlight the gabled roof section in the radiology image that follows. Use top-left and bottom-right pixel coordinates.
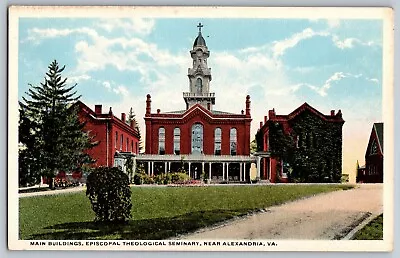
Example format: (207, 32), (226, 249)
(286, 102), (344, 122)
(146, 103), (250, 123)
(373, 122), (384, 153)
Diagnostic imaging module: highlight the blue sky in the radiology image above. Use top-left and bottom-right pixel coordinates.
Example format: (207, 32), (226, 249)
(18, 17), (383, 179)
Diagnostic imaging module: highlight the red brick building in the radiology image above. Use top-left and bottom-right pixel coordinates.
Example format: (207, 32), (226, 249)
(256, 103), (344, 183)
(138, 23), (254, 182)
(357, 123), (383, 183)
(76, 100), (140, 168)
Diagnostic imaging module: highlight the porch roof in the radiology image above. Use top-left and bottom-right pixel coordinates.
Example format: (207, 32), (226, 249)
(136, 154), (256, 163)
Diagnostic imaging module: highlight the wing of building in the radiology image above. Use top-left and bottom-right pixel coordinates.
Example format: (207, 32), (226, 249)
(357, 122), (383, 183)
(138, 23), (254, 182)
(76, 100), (140, 170)
(255, 103), (345, 183)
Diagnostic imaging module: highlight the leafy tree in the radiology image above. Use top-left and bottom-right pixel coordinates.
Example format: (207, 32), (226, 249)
(19, 60), (96, 188)
(250, 139), (257, 154)
(86, 167), (132, 222)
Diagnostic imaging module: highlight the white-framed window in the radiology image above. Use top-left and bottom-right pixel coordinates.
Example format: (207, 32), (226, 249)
(174, 127), (180, 155)
(230, 128), (237, 155)
(214, 128), (222, 155)
(159, 127), (165, 155)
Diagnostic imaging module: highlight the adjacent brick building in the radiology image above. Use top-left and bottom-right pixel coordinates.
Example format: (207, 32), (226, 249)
(255, 103), (345, 183)
(76, 100), (140, 168)
(356, 123), (383, 183)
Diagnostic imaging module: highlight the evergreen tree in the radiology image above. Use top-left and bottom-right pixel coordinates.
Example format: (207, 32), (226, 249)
(19, 60), (95, 188)
(126, 107), (143, 153)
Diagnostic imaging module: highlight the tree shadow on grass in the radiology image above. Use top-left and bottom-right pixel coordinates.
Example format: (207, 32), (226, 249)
(28, 209), (251, 240)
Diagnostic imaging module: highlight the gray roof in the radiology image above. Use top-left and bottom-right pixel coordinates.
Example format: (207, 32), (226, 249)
(161, 109), (237, 115)
(374, 122), (384, 152)
(193, 32), (207, 47)
(162, 110), (186, 114)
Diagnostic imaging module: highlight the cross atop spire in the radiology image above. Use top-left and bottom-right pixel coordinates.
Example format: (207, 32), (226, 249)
(197, 22), (203, 33)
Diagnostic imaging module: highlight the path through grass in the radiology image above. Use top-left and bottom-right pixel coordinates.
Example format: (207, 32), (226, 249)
(19, 184), (353, 240)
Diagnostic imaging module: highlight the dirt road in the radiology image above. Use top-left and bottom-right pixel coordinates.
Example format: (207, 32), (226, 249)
(180, 184), (383, 240)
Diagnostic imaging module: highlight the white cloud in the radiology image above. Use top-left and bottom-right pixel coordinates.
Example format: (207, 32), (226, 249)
(368, 78), (379, 84)
(272, 28), (329, 58)
(327, 19), (340, 29)
(102, 81), (111, 89)
(68, 74), (91, 84)
(96, 18), (155, 36)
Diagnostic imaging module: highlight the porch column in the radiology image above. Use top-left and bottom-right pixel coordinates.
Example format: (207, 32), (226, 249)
(202, 162), (205, 174)
(227, 163), (230, 181)
(188, 162), (191, 178)
(147, 162), (151, 176)
(209, 163), (212, 180)
(164, 162), (167, 173)
(151, 162), (154, 176)
(244, 163), (247, 181)
(240, 162), (243, 181)
(257, 156), (261, 178)
(168, 162), (171, 172)
(222, 162), (225, 180)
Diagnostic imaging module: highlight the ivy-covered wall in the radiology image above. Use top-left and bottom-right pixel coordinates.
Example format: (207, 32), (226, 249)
(258, 109), (344, 183)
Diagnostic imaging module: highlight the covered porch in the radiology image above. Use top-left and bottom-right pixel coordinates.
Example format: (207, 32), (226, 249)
(136, 154), (256, 183)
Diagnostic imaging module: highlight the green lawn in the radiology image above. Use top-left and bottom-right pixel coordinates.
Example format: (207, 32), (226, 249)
(19, 184), (353, 240)
(353, 214), (383, 240)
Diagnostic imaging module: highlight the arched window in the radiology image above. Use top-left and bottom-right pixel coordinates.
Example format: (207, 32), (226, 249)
(230, 128), (237, 155)
(174, 127), (180, 155)
(158, 127), (165, 155)
(131, 140), (134, 153)
(115, 132), (118, 148)
(214, 128), (222, 155)
(196, 78), (203, 94)
(191, 123), (203, 154)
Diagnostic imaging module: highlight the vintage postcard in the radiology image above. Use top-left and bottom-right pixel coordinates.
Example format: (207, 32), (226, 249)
(8, 6), (394, 251)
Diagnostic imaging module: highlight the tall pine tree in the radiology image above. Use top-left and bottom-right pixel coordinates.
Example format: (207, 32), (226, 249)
(19, 60), (95, 188)
(127, 107), (143, 153)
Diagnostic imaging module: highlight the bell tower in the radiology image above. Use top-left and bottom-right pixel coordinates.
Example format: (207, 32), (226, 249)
(183, 23), (215, 110)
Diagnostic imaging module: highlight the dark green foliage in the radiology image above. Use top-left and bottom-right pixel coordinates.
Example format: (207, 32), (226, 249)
(19, 60), (96, 188)
(86, 167), (132, 222)
(126, 107), (143, 153)
(266, 110), (343, 183)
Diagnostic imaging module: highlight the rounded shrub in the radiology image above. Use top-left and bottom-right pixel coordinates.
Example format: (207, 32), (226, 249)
(86, 167), (132, 222)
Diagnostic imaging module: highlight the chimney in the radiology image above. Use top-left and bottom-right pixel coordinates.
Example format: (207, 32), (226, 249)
(331, 110), (335, 116)
(157, 109), (161, 114)
(245, 95), (251, 116)
(241, 110), (244, 115)
(337, 109), (342, 118)
(207, 103), (211, 111)
(264, 115), (268, 123)
(109, 107), (113, 115)
(121, 113), (126, 123)
(268, 109), (275, 119)
(130, 119), (135, 128)
(95, 105), (102, 114)
(146, 94), (151, 115)
(260, 121), (263, 129)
